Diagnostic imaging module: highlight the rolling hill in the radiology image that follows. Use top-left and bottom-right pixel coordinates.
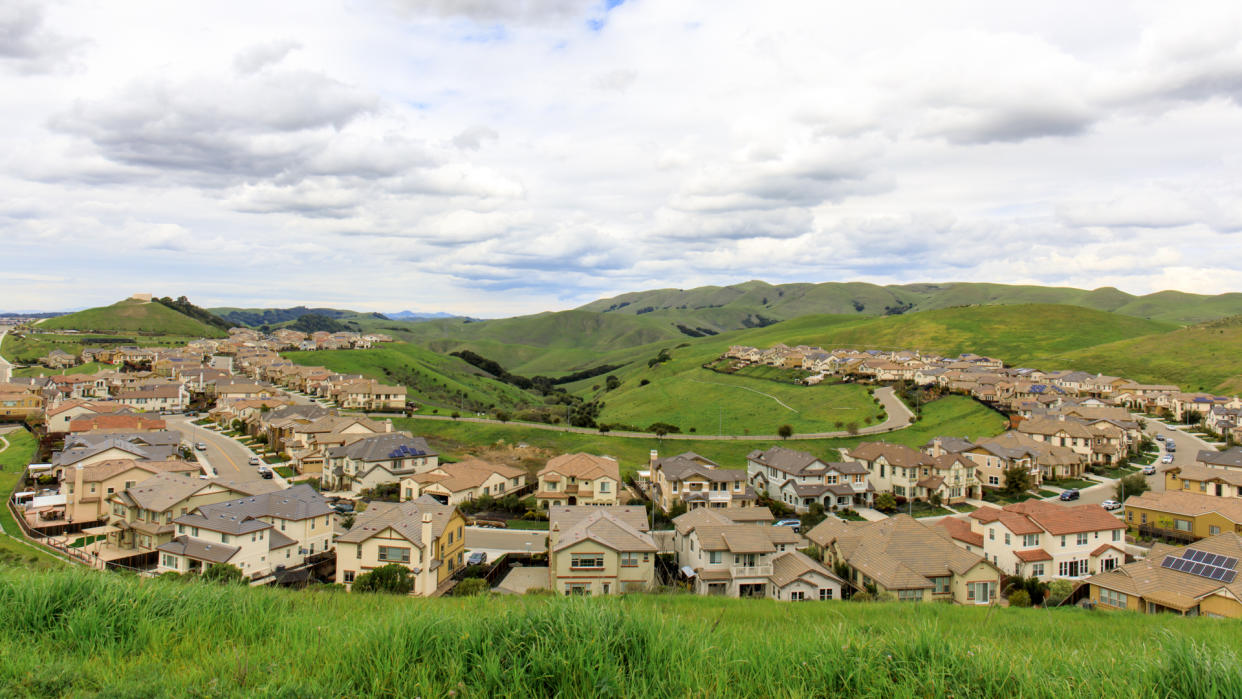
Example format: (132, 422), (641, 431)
(210, 306), (389, 328)
(38, 298), (227, 337)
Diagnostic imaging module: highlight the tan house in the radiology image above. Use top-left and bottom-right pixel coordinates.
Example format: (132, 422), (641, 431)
(548, 505), (657, 595)
(673, 508), (843, 600)
(1086, 534), (1242, 618)
(842, 441), (981, 504)
(332, 380), (407, 411)
(322, 433), (439, 493)
(334, 495), (467, 594)
(807, 515), (1001, 604)
(61, 459), (199, 524)
(536, 453), (621, 508)
(400, 458), (527, 506)
(651, 451), (755, 512)
(1165, 463), (1242, 498)
(746, 446), (874, 512)
(1123, 490), (1242, 541)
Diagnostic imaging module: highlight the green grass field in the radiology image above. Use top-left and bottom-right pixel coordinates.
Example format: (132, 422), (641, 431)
(1, 330), (206, 365)
(39, 298), (226, 337)
(11, 361), (116, 378)
(0, 429), (66, 568)
(0, 565), (1239, 697)
(396, 395), (1005, 476)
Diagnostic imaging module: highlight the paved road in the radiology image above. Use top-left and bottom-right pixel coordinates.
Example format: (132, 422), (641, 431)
(401, 386), (916, 441)
(164, 415), (283, 485)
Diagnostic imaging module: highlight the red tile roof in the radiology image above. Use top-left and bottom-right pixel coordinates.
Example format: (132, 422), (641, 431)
(1014, 548), (1053, 562)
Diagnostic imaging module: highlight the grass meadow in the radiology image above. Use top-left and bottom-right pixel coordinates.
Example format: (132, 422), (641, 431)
(0, 566), (1238, 697)
(0, 429), (66, 568)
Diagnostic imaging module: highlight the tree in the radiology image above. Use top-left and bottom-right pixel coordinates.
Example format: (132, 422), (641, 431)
(875, 492), (897, 513)
(1008, 589), (1031, 608)
(801, 502), (827, 531)
(1115, 473), (1150, 501)
(454, 578), (489, 596)
(778, 424), (793, 440)
(201, 563), (245, 585)
(1046, 579), (1075, 606)
(451, 411), (460, 419)
(1000, 464), (1033, 499)
(495, 410), (511, 423)
(605, 375), (620, 391)
(846, 422), (860, 436)
(352, 564), (414, 594)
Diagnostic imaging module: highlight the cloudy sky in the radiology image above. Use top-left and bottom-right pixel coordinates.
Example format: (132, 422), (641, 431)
(4, 1), (1242, 315)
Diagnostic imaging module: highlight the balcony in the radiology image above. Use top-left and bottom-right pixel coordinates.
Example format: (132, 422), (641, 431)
(731, 565), (773, 579)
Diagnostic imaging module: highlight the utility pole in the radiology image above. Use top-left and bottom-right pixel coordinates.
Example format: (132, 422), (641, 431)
(718, 407), (722, 436)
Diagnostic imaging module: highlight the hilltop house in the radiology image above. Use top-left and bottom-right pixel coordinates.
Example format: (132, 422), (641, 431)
(536, 453), (621, 508)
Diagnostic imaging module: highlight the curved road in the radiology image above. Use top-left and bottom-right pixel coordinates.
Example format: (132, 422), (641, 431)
(164, 415), (287, 487)
(400, 386), (915, 441)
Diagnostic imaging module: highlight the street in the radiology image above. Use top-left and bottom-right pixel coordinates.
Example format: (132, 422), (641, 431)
(164, 415), (284, 485)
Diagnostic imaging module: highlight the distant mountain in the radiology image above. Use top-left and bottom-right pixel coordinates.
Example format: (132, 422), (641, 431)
(577, 280), (1242, 327)
(387, 310), (462, 321)
(0, 311), (69, 319)
(210, 306), (389, 328)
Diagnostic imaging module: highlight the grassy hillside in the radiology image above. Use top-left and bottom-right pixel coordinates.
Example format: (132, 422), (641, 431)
(580, 280), (1242, 327)
(1049, 315), (1242, 393)
(0, 566), (1237, 697)
(0, 331), (203, 365)
(399, 395), (1005, 475)
(282, 344), (541, 412)
(211, 306), (388, 328)
(0, 430), (66, 568)
(38, 298), (227, 337)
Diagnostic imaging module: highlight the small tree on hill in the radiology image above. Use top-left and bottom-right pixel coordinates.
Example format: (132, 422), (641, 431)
(1115, 473), (1150, 501)
(778, 424), (793, 440)
(605, 375), (620, 391)
(495, 410), (510, 423)
(1000, 464), (1033, 499)
(352, 564), (414, 595)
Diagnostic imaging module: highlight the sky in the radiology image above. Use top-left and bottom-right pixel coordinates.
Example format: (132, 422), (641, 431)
(3, 0), (1242, 316)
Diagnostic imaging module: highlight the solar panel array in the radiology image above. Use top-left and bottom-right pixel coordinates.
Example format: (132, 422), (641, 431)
(387, 444), (427, 459)
(1160, 549), (1238, 584)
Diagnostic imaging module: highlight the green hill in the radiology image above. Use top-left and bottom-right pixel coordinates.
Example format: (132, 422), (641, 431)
(39, 298), (227, 337)
(210, 306), (388, 328)
(1048, 315), (1242, 393)
(0, 565), (1237, 697)
(579, 280), (1242, 327)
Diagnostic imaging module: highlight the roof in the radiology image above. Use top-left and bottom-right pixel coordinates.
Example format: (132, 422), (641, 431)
(844, 442), (930, 469)
(807, 514), (993, 591)
(114, 472), (220, 511)
(407, 459), (525, 494)
(972, 500), (1122, 536)
(1164, 464), (1242, 488)
(539, 453), (620, 481)
(1197, 448), (1242, 469)
(769, 550), (844, 588)
(922, 437), (976, 454)
(1124, 490), (1242, 523)
(326, 433), (436, 462)
(335, 495), (458, 547)
(156, 535), (240, 564)
(1014, 548), (1053, 562)
(73, 459), (197, 484)
(1086, 533), (1242, 609)
(190, 485), (332, 523)
(744, 446), (830, 475)
(653, 453), (744, 483)
(551, 506), (657, 554)
(936, 516), (983, 547)
(672, 507), (774, 535)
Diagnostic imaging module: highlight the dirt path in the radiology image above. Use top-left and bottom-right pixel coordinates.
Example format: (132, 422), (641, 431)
(688, 379), (799, 412)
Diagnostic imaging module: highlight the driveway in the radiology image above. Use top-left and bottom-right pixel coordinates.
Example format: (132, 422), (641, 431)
(164, 416), (284, 486)
(464, 527), (548, 555)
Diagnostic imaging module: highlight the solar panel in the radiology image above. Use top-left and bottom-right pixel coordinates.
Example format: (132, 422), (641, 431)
(1225, 571), (1237, 584)
(1161, 557), (1177, 569)
(1206, 554), (1222, 566)
(1193, 563), (1208, 576)
(1186, 550), (1206, 563)
(1222, 557), (1239, 570)
(1210, 568), (1227, 581)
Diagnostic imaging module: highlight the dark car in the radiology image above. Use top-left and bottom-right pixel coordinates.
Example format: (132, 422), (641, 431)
(1059, 489), (1080, 501)
(258, 468), (274, 480)
(467, 551), (488, 566)
(332, 502), (355, 514)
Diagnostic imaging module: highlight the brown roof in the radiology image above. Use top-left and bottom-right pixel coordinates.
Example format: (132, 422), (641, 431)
(1164, 464), (1242, 488)
(77, 459), (197, 484)
(1014, 548), (1053, 562)
(936, 516), (983, 547)
(539, 453), (620, 482)
(844, 442), (929, 469)
(1003, 500), (1123, 536)
(1086, 533), (1242, 609)
(550, 506), (656, 554)
(335, 495), (459, 547)
(408, 458), (525, 494)
(807, 515), (994, 591)
(769, 550), (844, 588)
(68, 414), (166, 433)
(1124, 490), (1242, 523)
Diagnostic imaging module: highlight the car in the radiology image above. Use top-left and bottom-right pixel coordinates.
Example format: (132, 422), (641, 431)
(1161, 455), (1174, 464)
(1101, 499), (1121, 511)
(1155, 434), (1166, 441)
(469, 517), (507, 529)
(1059, 489), (1080, 501)
(467, 551), (488, 566)
(248, 456), (261, 466)
(1166, 443), (1177, 452)
(194, 442), (207, 451)
(774, 519), (801, 534)
(1144, 464), (1159, 475)
(331, 502), (355, 514)
(258, 469), (273, 480)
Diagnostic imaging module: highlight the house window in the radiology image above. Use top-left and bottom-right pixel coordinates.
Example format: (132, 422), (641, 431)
(1022, 534), (1040, 547)
(933, 577), (950, 595)
(343, 571), (355, 584)
(599, 481), (610, 493)
(571, 553), (605, 570)
(564, 583), (590, 596)
(1112, 530), (1121, 542)
(898, 589), (924, 602)
(378, 546), (411, 563)
(1058, 560), (1087, 577)
(708, 551), (721, 565)
(989, 529), (995, 541)
(1031, 563), (1045, 577)
(967, 582), (994, 602)
(1174, 519), (1192, 532)
(161, 554), (178, 568)
(620, 552), (639, 567)
(1099, 588), (1127, 608)
(819, 588), (833, 600)
(1076, 533), (1088, 546)
(1004, 533), (1010, 545)
(1101, 558), (1118, 572)
(789, 591), (806, 601)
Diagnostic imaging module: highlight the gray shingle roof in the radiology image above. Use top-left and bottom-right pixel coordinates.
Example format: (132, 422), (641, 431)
(326, 433), (436, 462)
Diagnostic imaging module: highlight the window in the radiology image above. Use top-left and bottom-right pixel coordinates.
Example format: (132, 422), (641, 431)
(161, 554), (178, 569)
(988, 476), (999, 486)
(989, 528), (995, 541)
(819, 588), (833, 600)
(1004, 533), (1011, 545)
(378, 546), (411, 563)
(967, 582), (993, 602)
(933, 577), (951, 595)
(1022, 534), (1040, 547)
(1058, 560), (1087, 577)
(1099, 588), (1127, 608)
(620, 552), (639, 567)
(1174, 519), (1192, 532)
(343, 571), (355, 584)
(708, 551), (721, 565)
(1141, 513), (1147, 524)
(1112, 530), (1121, 542)
(177, 524), (185, 535)
(898, 589), (924, 602)
(1101, 558), (1118, 571)
(1076, 533), (1089, 546)
(1031, 563), (1045, 577)
(571, 553), (605, 570)
(598, 481), (610, 493)
(355, 544), (362, 559)
(789, 591), (806, 601)
(221, 534), (229, 544)
(564, 583), (590, 596)
(1210, 525), (1222, 536)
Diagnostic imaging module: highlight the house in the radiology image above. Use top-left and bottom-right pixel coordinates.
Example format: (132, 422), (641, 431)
(1165, 464), (1242, 498)
(547, 505), (657, 595)
(322, 433), (439, 493)
(115, 385), (188, 412)
(105, 473), (282, 556)
(51, 432), (184, 479)
(651, 451), (756, 512)
(332, 380), (407, 411)
(400, 459), (527, 506)
(284, 414), (390, 475)
(535, 453), (621, 508)
(746, 446), (873, 512)
(1123, 490), (1242, 540)
(841, 441), (980, 504)
(68, 414), (166, 434)
(1085, 533), (1242, 617)
(0, 385), (44, 419)
(39, 349), (79, 369)
(971, 431), (1084, 483)
(672, 508), (843, 600)
(939, 500), (1125, 580)
(61, 459), (200, 524)
(1196, 447), (1242, 472)
(334, 495), (467, 594)
(806, 515), (1001, 604)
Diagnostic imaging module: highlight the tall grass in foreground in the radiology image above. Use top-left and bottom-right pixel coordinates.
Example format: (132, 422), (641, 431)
(0, 566), (1239, 697)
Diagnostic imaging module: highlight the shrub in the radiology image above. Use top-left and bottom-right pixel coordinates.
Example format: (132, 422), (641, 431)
(352, 564), (414, 594)
(1008, 589), (1032, 608)
(639, 379), (650, 386)
(454, 578), (489, 597)
(778, 424), (793, 440)
(1046, 579), (1075, 606)
(202, 563), (246, 585)
(874, 492), (897, 513)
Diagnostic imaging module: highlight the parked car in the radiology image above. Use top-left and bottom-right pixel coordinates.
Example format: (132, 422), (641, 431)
(248, 456), (261, 466)
(467, 551), (488, 566)
(331, 502), (355, 514)
(194, 442), (207, 451)
(1101, 499), (1121, 511)
(1160, 455), (1174, 464)
(1059, 489), (1080, 501)
(258, 468), (273, 480)
(774, 519), (801, 534)
(1166, 443), (1176, 452)
(1155, 434), (1165, 441)
(1144, 464), (1159, 475)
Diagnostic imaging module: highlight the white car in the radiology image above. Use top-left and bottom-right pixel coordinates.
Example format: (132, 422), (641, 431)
(1101, 499), (1121, 511)
(1143, 465), (1158, 475)
(1161, 455), (1174, 464)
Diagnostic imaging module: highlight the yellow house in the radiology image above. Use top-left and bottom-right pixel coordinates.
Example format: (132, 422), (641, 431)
(1164, 464), (1242, 499)
(1086, 533), (1242, 618)
(536, 453), (621, 508)
(548, 505), (657, 595)
(807, 515), (1001, 604)
(1123, 490), (1242, 541)
(334, 495), (466, 594)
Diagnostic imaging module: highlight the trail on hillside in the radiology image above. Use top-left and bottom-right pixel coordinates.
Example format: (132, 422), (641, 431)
(687, 379), (800, 412)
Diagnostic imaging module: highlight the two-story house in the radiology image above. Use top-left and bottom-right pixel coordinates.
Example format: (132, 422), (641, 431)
(334, 495), (466, 594)
(807, 515), (1001, 604)
(651, 451), (756, 512)
(938, 500), (1125, 580)
(322, 433), (439, 493)
(673, 508), (843, 600)
(400, 458), (527, 506)
(1165, 463), (1242, 498)
(547, 505), (657, 595)
(535, 453), (621, 508)
(746, 446), (873, 512)
(842, 442), (980, 504)
(61, 459), (199, 524)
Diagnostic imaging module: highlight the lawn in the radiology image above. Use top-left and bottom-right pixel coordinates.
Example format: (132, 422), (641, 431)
(1045, 478), (1097, 491)
(11, 361), (117, 378)
(273, 466), (295, 478)
(0, 429), (67, 568)
(706, 359), (813, 383)
(1097, 464), (1140, 479)
(503, 519), (550, 530)
(395, 395), (1006, 477)
(1, 566), (1240, 696)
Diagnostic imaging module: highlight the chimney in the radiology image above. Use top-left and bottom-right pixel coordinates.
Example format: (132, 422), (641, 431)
(418, 511), (434, 596)
(932, 438), (942, 456)
(385, 419), (393, 433)
(649, 450), (658, 467)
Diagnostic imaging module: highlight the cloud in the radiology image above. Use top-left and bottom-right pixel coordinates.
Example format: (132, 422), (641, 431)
(233, 40), (302, 74)
(0, 1), (79, 74)
(390, 0), (599, 24)
(452, 125), (499, 150)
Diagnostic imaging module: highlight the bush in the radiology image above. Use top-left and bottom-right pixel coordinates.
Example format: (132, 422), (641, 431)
(1115, 473), (1151, 501)
(1008, 589), (1031, 608)
(352, 564), (413, 594)
(1046, 579), (1075, 606)
(454, 578), (489, 597)
(202, 563), (246, 585)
